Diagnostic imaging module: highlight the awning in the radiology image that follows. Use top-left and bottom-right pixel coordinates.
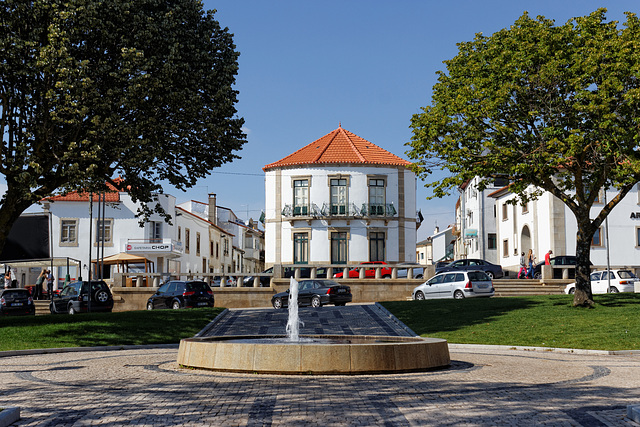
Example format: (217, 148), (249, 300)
(92, 252), (154, 273)
(0, 257), (82, 269)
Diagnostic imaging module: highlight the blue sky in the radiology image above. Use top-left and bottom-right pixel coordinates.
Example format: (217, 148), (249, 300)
(183, 0), (640, 241)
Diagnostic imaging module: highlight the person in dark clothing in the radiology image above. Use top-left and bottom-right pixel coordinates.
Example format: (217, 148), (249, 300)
(32, 268), (46, 300)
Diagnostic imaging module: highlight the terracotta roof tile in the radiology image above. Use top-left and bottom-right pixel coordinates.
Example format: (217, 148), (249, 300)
(46, 181), (121, 202)
(263, 126), (411, 171)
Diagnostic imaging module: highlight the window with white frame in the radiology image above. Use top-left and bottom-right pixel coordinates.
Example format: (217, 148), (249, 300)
(185, 228), (190, 253)
(368, 178), (385, 215)
(330, 178), (348, 215)
(150, 221), (162, 242)
(331, 231), (348, 264)
(293, 179), (309, 216)
(60, 219), (78, 246)
(502, 203), (508, 220)
(95, 218), (113, 245)
(591, 227), (603, 247)
(369, 231), (385, 262)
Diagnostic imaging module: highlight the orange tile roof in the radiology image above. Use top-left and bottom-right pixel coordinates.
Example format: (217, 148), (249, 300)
(46, 181), (122, 202)
(263, 126), (412, 171)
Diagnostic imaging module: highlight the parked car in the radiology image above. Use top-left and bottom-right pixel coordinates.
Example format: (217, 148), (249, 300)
(50, 280), (114, 315)
(0, 288), (35, 316)
(564, 270), (639, 294)
(395, 262), (425, 279)
(147, 280), (214, 310)
(271, 279), (352, 309)
(211, 276), (237, 287)
(435, 259), (503, 279)
(243, 266), (327, 287)
(333, 261), (392, 279)
(532, 255), (591, 279)
(412, 271), (494, 300)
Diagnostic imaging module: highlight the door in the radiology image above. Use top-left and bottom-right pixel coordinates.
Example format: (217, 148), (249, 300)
(441, 273), (458, 298)
(154, 282), (171, 309)
(297, 281), (315, 306)
(422, 274), (445, 299)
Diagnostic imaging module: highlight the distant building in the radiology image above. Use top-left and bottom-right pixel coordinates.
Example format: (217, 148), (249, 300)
(263, 125), (418, 267)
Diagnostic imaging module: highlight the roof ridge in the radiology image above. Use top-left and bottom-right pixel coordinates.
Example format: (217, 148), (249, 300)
(341, 127), (367, 163)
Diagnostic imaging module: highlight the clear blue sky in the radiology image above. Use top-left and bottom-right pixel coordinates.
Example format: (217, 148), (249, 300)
(183, 0), (639, 242)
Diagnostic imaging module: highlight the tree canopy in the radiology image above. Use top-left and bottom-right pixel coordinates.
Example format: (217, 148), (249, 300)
(407, 9), (640, 307)
(0, 0), (245, 250)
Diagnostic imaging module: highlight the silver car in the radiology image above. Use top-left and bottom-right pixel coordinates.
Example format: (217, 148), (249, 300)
(412, 270), (494, 300)
(564, 270), (639, 294)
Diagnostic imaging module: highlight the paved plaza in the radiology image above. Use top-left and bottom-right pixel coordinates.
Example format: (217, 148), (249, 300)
(1, 305), (640, 426)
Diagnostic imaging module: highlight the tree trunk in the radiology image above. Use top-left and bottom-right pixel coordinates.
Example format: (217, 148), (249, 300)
(572, 216), (594, 307)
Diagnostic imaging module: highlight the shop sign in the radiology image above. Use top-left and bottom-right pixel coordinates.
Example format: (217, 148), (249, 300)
(127, 243), (171, 252)
(631, 212), (640, 219)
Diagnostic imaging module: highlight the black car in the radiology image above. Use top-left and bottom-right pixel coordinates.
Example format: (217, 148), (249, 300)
(50, 281), (114, 315)
(243, 266), (327, 287)
(147, 280), (214, 310)
(435, 258), (504, 279)
(0, 288), (35, 316)
(531, 256), (590, 279)
(271, 279), (352, 309)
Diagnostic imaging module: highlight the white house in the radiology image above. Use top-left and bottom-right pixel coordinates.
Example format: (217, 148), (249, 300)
(263, 125), (417, 267)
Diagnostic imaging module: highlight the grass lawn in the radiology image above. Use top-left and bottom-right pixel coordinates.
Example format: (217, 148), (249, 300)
(381, 293), (640, 351)
(0, 308), (224, 351)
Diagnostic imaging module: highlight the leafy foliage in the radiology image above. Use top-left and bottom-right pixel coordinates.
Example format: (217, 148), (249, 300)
(0, 0), (245, 244)
(407, 9), (640, 306)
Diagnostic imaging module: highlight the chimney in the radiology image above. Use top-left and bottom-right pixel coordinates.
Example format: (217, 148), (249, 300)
(208, 193), (217, 225)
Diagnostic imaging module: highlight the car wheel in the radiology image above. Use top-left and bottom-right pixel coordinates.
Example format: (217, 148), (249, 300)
(147, 302), (154, 310)
(415, 291), (425, 301)
(534, 272), (541, 279)
(486, 272), (494, 280)
(95, 290), (109, 303)
(311, 296), (322, 308)
(68, 305), (76, 315)
(454, 290), (464, 300)
(172, 301), (181, 310)
(272, 298), (283, 310)
(568, 287), (575, 294)
(416, 274), (424, 279)
(382, 274), (391, 279)
(610, 286), (619, 293)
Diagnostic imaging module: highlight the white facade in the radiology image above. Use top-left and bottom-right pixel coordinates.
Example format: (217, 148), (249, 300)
(491, 183), (640, 275)
(265, 165), (417, 266)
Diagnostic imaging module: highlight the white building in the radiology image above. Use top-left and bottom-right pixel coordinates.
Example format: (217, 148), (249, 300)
(489, 183), (640, 275)
(263, 125), (417, 267)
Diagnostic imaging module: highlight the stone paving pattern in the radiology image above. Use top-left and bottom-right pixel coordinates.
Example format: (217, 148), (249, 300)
(1, 304), (640, 425)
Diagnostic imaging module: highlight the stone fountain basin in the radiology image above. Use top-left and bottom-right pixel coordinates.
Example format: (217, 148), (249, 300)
(177, 335), (450, 374)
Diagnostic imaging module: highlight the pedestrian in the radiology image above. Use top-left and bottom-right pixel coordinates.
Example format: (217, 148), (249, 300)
(3, 269), (10, 289)
(527, 249), (535, 279)
(46, 270), (55, 299)
(33, 268), (46, 300)
(518, 252), (527, 279)
(545, 250), (552, 265)
(10, 267), (17, 288)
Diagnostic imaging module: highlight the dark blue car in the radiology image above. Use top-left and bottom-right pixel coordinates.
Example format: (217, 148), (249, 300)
(435, 258), (503, 279)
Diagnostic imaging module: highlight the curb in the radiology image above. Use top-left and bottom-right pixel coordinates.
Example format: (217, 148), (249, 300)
(447, 343), (640, 355)
(0, 407), (19, 427)
(0, 343), (179, 359)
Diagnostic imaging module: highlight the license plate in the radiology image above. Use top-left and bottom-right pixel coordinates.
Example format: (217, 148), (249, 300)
(337, 289), (346, 293)
(197, 302), (207, 306)
(477, 284), (488, 289)
(11, 303), (23, 307)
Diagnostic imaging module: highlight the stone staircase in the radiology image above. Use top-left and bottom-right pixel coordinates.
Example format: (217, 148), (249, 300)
(492, 279), (570, 297)
(34, 300), (51, 315)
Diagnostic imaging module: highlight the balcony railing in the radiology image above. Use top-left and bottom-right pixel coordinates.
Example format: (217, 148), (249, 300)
(282, 202), (397, 219)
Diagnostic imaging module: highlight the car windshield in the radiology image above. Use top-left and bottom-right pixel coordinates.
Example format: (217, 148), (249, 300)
(618, 270), (638, 279)
(2, 290), (27, 298)
(186, 282), (210, 291)
(467, 271), (490, 281)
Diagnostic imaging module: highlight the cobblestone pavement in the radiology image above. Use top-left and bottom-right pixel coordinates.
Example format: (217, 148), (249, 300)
(1, 305), (640, 426)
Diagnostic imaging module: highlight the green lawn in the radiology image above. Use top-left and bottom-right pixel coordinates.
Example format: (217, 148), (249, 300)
(381, 293), (640, 351)
(1, 295), (639, 352)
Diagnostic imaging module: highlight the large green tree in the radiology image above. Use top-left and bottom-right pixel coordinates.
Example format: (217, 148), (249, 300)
(407, 9), (640, 307)
(0, 0), (245, 250)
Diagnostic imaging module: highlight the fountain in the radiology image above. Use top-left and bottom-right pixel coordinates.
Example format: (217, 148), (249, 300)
(177, 277), (450, 374)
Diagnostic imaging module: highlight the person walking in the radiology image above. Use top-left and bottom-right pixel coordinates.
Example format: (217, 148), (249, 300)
(527, 249), (535, 279)
(46, 270), (55, 299)
(519, 252), (527, 279)
(545, 250), (553, 265)
(33, 268), (46, 300)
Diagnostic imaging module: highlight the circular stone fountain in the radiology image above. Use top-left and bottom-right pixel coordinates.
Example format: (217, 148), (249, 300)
(177, 334), (450, 374)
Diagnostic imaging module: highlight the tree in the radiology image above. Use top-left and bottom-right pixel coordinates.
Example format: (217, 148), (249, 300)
(407, 9), (640, 307)
(0, 0), (245, 252)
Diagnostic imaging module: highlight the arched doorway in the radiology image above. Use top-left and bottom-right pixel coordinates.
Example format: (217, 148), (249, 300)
(520, 225), (531, 255)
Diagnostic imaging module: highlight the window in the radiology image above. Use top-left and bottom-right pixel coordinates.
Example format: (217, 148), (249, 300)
(150, 221), (162, 242)
(178, 226), (181, 242)
(216, 242), (219, 258)
(293, 179), (309, 216)
(637, 227), (640, 247)
(368, 178), (385, 215)
(223, 238), (229, 256)
(369, 232), (385, 262)
(330, 178), (348, 215)
(522, 202), (529, 214)
(196, 232), (201, 256)
(488, 233), (497, 250)
(293, 232), (309, 264)
(592, 227), (603, 247)
(185, 228), (190, 253)
(502, 239), (509, 257)
(331, 231), (348, 264)
(95, 219), (113, 244)
(60, 219), (78, 246)
(210, 241), (214, 257)
(502, 203), (508, 221)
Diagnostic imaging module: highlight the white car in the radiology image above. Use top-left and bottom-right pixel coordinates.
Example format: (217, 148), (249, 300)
(412, 270), (494, 300)
(564, 270), (639, 294)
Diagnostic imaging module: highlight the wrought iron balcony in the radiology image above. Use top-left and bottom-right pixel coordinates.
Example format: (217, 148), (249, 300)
(281, 202), (397, 219)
